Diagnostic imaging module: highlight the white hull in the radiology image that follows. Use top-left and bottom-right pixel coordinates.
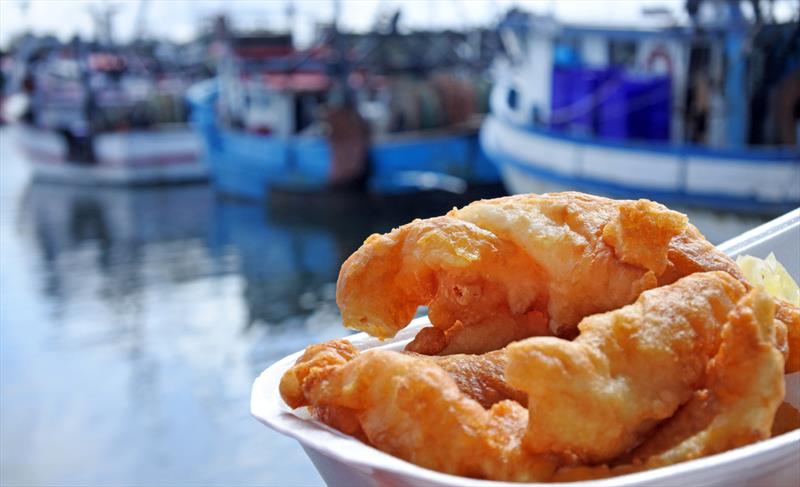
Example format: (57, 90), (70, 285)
(481, 116), (800, 214)
(12, 124), (207, 185)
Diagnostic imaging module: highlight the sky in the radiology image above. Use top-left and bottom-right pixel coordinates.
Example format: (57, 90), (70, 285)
(0, 0), (685, 48)
(0, 0), (797, 49)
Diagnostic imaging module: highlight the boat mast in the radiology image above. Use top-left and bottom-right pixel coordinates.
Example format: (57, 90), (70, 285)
(134, 0), (150, 41)
(722, 1), (748, 147)
(330, 0), (353, 107)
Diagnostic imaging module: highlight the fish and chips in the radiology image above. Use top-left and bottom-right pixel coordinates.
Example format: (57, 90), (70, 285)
(277, 192), (800, 482)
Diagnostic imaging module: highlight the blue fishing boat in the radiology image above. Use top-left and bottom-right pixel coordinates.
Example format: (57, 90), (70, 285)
(481, 5), (800, 214)
(188, 27), (500, 201)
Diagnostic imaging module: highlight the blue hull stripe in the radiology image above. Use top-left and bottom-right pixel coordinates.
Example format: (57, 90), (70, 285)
(199, 129), (499, 199)
(488, 146), (800, 214)
(493, 116), (800, 163)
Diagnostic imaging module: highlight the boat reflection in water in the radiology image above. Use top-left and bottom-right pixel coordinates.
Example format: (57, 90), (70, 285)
(209, 199), (344, 334)
(15, 179), (389, 485)
(21, 180), (374, 358)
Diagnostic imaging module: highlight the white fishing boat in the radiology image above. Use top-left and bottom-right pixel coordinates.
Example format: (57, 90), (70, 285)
(13, 123), (206, 185)
(5, 39), (207, 186)
(481, 6), (800, 214)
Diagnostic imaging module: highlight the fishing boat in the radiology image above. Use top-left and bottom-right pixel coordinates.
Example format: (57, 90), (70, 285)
(481, 5), (800, 214)
(189, 26), (501, 201)
(12, 123), (205, 185)
(6, 38), (208, 185)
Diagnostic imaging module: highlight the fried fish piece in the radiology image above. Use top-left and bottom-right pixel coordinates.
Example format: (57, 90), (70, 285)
(554, 287), (786, 481)
(631, 287), (785, 466)
(339, 193), (698, 355)
(505, 271), (748, 464)
(337, 215), (553, 355)
(338, 191), (800, 366)
(282, 343), (559, 481)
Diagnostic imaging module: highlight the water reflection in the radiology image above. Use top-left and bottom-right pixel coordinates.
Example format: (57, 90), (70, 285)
(24, 183), (215, 322)
(211, 201), (341, 330)
(21, 182), (369, 332)
(7, 176), (368, 484)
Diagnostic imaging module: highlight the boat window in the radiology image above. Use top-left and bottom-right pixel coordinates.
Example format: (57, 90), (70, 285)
(554, 41), (580, 66)
(507, 86), (518, 110)
(295, 92), (325, 133)
(609, 40), (637, 68)
(685, 44), (713, 144)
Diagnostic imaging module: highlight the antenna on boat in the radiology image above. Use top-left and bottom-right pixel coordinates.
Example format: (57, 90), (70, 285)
(285, 0), (296, 46)
(87, 2), (120, 46)
(329, 0), (354, 107)
(134, 0), (150, 41)
(14, 0), (31, 36)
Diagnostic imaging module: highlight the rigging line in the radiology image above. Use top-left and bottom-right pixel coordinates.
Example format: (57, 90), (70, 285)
(547, 76), (624, 124)
(585, 90), (672, 123)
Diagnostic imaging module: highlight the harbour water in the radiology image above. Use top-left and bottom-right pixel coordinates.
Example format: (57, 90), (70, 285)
(0, 127), (771, 486)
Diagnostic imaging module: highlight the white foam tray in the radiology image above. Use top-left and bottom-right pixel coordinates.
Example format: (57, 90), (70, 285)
(252, 208), (800, 487)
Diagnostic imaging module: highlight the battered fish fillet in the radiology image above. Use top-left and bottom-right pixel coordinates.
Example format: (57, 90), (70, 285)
(283, 345), (559, 481)
(554, 287), (785, 481)
(301, 349), (527, 443)
(294, 347), (528, 454)
(337, 192), (744, 355)
(505, 271), (747, 463)
(632, 287), (785, 466)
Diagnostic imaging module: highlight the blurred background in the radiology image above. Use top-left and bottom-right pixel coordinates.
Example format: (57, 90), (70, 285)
(0, 1), (798, 486)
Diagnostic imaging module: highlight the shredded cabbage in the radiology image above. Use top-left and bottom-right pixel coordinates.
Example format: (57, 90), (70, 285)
(736, 253), (800, 306)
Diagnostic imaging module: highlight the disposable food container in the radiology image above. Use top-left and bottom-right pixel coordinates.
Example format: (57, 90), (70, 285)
(252, 209), (800, 487)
